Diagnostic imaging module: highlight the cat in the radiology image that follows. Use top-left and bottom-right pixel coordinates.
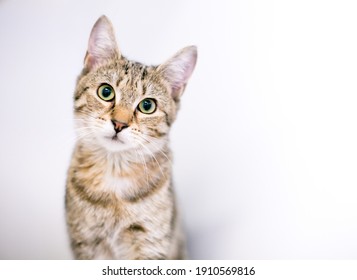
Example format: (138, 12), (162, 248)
(65, 15), (197, 260)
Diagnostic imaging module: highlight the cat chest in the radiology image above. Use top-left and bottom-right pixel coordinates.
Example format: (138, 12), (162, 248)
(101, 173), (134, 199)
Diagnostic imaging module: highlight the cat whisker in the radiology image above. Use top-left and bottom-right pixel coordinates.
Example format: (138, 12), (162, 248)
(134, 138), (166, 180)
(74, 110), (109, 122)
(54, 132), (95, 153)
(134, 133), (171, 164)
(74, 125), (102, 132)
(135, 146), (150, 189)
(73, 132), (96, 143)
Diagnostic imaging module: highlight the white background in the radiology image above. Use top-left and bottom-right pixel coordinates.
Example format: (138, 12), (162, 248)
(0, 0), (357, 259)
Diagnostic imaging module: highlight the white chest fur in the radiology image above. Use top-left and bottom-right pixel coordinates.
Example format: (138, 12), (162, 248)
(101, 172), (134, 199)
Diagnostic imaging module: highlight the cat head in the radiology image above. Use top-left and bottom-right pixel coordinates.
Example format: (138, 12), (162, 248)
(73, 16), (197, 154)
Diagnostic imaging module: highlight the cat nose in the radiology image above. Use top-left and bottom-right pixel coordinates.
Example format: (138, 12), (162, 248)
(111, 120), (129, 133)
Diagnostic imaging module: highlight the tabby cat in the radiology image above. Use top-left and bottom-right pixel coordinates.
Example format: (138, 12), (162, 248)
(65, 16), (197, 259)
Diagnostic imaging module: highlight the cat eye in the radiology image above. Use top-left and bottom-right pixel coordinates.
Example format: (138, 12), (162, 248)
(138, 98), (157, 114)
(97, 84), (115, 101)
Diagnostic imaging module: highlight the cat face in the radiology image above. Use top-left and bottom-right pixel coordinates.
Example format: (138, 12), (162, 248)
(73, 16), (197, 154)
(74, 60), (175, 153)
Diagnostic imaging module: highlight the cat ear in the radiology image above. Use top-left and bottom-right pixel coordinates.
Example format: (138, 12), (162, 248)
(158, 46), (197, 101)
(84, 15), (120, 70)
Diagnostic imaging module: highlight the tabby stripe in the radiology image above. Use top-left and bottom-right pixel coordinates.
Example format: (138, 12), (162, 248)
(126, 173), (168, 203)
(127, 224), (146, 233)
(142, 83), (147, 96)
(147, 127), (167, 137)
(141, 68), (147, 80)
(74, 103), (86, 112)
(170, 192), (177, 233)
(70, 177), (114, 208)
(164, 111), (171, 127)
(74, 87), (89, 101)
(124, 63), (129, 74)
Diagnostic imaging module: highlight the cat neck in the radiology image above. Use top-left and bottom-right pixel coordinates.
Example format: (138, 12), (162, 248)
(71, 140), (172, 202)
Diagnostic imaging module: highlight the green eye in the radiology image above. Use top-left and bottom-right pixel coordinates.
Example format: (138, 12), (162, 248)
(138, 98), (157, 114)
(97, 84), (115, 101)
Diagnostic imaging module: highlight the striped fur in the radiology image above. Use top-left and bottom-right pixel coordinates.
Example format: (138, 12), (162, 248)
(65, 16), (197, 259)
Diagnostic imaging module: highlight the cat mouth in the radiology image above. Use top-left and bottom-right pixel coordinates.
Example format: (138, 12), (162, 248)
(107, 135), (125, 144)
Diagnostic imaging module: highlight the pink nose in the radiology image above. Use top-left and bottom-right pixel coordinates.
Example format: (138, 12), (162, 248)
(111, 120), (129, 133)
